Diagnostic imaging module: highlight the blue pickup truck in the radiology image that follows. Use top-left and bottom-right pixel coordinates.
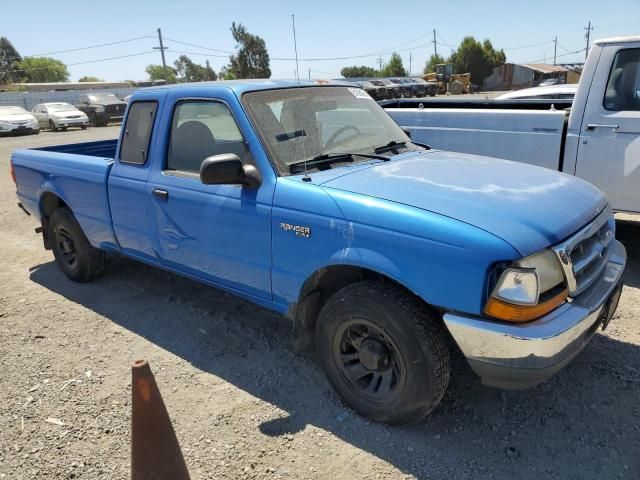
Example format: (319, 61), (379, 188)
(11, 80), (627, 424)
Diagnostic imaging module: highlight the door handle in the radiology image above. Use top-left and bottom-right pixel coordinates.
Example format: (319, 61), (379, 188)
(586, 124), (619, 131)
(152, 188), (169, 200)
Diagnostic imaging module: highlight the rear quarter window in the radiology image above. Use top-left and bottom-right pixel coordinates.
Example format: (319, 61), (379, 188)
(119, 101), (158, 165)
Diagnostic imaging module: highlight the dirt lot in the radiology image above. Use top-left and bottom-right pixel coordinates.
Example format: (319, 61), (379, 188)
(0, 127), (638, 480)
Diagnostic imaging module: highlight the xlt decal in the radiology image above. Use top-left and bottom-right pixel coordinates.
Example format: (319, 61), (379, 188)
(281, 222), (311, 238)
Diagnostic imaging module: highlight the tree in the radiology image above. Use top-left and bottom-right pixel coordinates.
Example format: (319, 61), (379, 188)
(78, 76), (102, 82)
(0, 37), (23, 84)
(174, 55), (217, 82)
(218, 66), (236, 80)
(14, 57), (69, 83)
(423, 53), (445, 74)
(227, 22), (271, 79)
(380, 52), (407, 77)
(145, 64), (177, 84)
(448, 36), (505, 86)
(340, 66), (379, 78)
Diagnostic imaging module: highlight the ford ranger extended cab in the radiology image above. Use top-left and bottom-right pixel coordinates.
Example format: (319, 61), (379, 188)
(11, 80), (626, 425)
(386, 35), (640, 214)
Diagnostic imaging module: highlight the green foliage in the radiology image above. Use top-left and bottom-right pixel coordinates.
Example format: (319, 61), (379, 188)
(380, 52), (407, 77)
(227, 22), (271, 79)
(78, 76), (102, 82)
(0, 37), (23, 84)
(340, 66), (379, 78)
(448, 36), (506, 85)
(15, 57), (69, 83)
(145, 64), (177, 84)
(218, 66), (237, 80)
(173, 55), (217, 82)
(424, 53), (445, 74)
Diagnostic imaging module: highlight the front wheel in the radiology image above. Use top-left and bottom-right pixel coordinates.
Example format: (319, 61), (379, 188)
(316, 281), (450, 425)
(49, 120), (58, 132)
(48, 208), (105, 282)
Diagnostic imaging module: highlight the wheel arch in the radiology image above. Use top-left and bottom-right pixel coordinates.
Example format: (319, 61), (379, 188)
(39, 191), (69, 249)
(289, 263), (442, 352)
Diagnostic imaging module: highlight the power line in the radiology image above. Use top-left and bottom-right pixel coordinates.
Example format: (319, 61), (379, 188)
(524, 48), (586, 65)
(503, 39), (554, 50)
(5, 51), (155, 74)
(161, 37), (234, 54)
(0, 35), (154, 62)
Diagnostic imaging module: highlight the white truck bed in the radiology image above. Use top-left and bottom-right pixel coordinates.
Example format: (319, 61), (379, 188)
(388, 107), (568, 171)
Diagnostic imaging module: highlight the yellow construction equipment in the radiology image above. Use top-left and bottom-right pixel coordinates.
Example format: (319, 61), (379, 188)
(423, 64), (472, 95)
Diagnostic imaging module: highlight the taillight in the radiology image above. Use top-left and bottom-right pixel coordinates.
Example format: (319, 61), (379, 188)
(10, 161), (16, 184)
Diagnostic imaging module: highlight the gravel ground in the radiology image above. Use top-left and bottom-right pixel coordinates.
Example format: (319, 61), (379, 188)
(0, 128), (638, 480)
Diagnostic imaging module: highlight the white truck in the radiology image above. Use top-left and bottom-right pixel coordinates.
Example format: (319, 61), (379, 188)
(386, 35), (640, 213)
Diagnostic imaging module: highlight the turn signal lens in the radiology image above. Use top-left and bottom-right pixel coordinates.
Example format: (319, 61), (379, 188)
(485, 288), (569, 323)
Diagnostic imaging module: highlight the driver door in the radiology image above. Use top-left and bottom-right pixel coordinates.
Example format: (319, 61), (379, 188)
(147, 96), (273, 299)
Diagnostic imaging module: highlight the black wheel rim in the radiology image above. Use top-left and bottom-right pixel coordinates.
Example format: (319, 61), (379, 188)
(333, 319), (406, 403)
(55, 226), (77, 269)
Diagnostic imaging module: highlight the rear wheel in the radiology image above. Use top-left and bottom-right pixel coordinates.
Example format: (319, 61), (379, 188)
(48, 208), (105, 282)
(316, 281), (450, 425)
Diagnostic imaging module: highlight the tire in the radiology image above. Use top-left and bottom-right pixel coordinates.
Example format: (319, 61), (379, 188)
(80, 125), (87, 130)
(48, 208), (105, 282)
(90, 113), (100, 127)
(316, 280), (450, 425)
(49, 120), (58, 132)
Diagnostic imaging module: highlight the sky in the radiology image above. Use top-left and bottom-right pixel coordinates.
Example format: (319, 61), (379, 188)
(2, 0), (639, 82)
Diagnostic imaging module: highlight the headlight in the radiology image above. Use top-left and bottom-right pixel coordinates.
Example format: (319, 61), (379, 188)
(95, 106), (105, 112)
(485, 249), (567, 323)
(492, 268), (539, 305)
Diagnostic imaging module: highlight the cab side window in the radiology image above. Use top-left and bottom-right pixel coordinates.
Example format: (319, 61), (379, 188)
(604, 48), (640, 111)
(120, 101), (158, 165)
(166, 100), (245, 173)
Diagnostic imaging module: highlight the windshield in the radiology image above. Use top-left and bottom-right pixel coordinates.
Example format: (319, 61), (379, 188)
(0, 106), (27, 115)
(243, 86), (413, 175)
(89, 94), (119, 102)
(48, 103), (76, 112)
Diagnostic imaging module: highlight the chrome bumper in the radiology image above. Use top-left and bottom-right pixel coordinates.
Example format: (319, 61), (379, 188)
(444, 239), (626, 389)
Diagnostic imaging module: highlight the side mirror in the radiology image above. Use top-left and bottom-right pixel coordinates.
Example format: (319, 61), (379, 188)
(402, 128), (412, 139)
(200, 153), (261, 188)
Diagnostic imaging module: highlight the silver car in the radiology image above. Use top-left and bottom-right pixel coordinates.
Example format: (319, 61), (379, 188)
(32, 103), (89, 131)
(0, 106), (39, 135)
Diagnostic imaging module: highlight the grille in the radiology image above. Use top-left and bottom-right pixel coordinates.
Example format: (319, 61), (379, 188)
(552, 206), (614, 296)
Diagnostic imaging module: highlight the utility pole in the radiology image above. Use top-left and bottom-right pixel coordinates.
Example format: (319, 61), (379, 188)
(553, 36), (557, 65)
(584, 21), (593, 60)
(433, 29), (438, 57)
(409, 52), (412, 76)
(377, 55), (383, 72)
(154, 28), (169, 81)
(308, 68), (311, 79)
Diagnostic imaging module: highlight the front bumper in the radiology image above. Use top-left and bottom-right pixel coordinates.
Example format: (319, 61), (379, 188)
(0, 123), (39, 134)
(444, 239), (626, 389)
(55, 117), (89, 128)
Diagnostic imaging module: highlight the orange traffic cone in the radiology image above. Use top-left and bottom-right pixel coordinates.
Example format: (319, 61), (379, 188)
(131, 359), (191, 480)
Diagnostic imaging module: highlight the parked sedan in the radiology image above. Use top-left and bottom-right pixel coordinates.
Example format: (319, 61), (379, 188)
(388, 78), (414, 97)
(0, 106), (39, 136)
(76, 93), (127, 126)
(32, 103), (89, 131)
(374, 79), (402, 98)
(411, 77), (438, 97)
(355, 81), (388, 100)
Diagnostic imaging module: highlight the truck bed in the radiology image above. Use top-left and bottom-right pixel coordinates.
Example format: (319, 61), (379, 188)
(385, 102), (568, 171)
(12, 139), (119, 250)
(32, 139), (118, 158)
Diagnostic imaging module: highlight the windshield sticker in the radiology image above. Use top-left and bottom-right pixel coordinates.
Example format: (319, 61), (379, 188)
(348, 88), (372, 99)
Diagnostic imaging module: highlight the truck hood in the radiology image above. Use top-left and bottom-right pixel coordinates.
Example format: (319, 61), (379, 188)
(320, 150), (608, 256)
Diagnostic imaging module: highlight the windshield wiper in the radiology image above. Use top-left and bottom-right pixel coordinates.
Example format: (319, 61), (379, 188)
(289, 152), (389, 174)
(374, 140), (431, 154)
